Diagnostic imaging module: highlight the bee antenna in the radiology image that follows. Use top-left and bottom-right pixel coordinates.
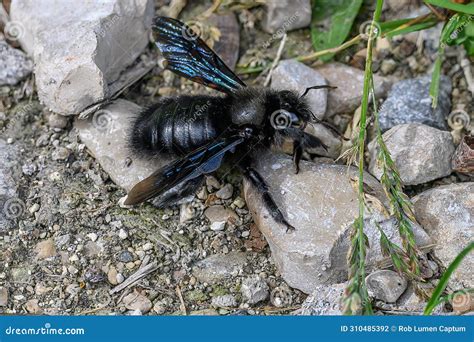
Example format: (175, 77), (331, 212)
(301, 85), (337, 98)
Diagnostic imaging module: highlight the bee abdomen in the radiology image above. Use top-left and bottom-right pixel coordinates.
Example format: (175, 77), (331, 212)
(129, 96), (227, 157)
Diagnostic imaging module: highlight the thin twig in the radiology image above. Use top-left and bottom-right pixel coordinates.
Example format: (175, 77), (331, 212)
(176, 285), (187, 315)
(383, 13), (432, 37)
(297, 35), (362, 63)
(109, 262), (158, 294)
(264, 33), (287, 87)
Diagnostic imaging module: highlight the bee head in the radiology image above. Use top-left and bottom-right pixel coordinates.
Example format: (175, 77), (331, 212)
(268, 90), (312, 131)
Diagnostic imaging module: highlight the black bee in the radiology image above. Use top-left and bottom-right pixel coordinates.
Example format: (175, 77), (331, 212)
(124, 17), (335, 231)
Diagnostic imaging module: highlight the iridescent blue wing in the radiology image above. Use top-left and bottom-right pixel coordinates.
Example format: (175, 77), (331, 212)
(124, 135), (244, 205)
(153, 16), (246, 94)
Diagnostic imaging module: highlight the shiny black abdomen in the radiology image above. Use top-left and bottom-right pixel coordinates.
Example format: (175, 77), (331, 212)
(130, 95), (232, 156)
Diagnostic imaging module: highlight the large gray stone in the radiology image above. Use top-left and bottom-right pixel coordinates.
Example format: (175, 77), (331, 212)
(378, 75), (452, 131)
(75, 99), (170, 192)
(368, 123), (455, 185)
(10, 0), (154, 115)
(412, 183), (474, 289)
(0, 40), (33, 86)
(316, 62), (390, 117)
(243, 151), (432, 294)
(262, 0), (311, 34)
(271, 60), (328, 119)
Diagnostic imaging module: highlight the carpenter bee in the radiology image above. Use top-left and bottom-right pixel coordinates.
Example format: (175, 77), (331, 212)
(124, 17), (336, 231)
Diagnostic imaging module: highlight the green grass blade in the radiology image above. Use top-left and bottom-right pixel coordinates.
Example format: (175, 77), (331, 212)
(424, 241), (474, 315)
(429, 52), (442, 108)
(424, 0), (474, 15)
(384, 20), (437, 38)
(310, 0), (363, 61)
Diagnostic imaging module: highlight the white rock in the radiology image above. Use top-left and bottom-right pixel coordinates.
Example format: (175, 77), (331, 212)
(210, 221), (226, 231)
(116, 273), (125, 284)
(10, 0), (154, 115)
(118, 229), (128, 240)
(368, 123), (455, 185)
(75, 99), (171, 192)
(142, 242), (154, 251)
(87, 233), (98, 242)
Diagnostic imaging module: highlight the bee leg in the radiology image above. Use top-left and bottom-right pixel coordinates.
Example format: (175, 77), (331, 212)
(292, 141), (302, 174)
(242, 163), (295, 233)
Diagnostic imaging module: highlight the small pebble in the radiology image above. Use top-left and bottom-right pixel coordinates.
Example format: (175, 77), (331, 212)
(48, 113), (68, 129)
(232, 197), (246, 209)
(51, 147), (70, 161)
(108, 266), (118, 285)
(118, 229), (128, 240)
(116, 273), (125, 284)
(206, 176), (221, 189)
(29, 203), (40, 214)
(87, 233), (98, 242)
(210, 221), (226, 231)
(142, 242), (154, 251)
(216, 184), (233, 200)
(22, 163), (37, 176)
